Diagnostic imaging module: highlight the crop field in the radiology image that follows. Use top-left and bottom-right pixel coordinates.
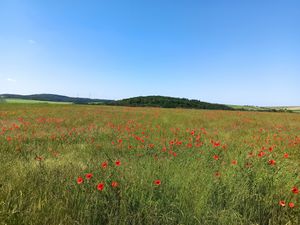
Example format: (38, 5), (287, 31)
(2, 99), (73, 104)
(1, 104), (300, 225)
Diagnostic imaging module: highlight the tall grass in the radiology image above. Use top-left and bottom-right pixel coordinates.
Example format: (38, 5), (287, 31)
(1, 104), (300, 224)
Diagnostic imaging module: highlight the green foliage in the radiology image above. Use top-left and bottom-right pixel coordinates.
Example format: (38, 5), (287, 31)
(108, 95), (233, 110)
(1, 94), (111, 104)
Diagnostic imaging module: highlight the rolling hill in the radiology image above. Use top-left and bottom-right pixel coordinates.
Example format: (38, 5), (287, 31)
(108, 96), (233, 110)
(1, 94), (297, 112)
(0, 94), (112, 104)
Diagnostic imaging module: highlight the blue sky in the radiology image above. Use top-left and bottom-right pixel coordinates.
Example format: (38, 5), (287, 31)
(0, 0), (299, 106)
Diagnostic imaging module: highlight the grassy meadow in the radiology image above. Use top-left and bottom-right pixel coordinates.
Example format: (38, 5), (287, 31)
(1, 103), (300, 225)
(2, 98), (73, 104)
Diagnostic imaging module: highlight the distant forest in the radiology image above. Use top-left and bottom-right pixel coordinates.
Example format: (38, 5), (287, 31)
(107, 96), (233, 110)
(1, 94), (290, 112)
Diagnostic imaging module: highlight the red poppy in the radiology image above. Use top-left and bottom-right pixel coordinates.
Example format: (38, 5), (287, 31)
(215, 172), (221, 177)
(268, 159), (276, 165)
(213, 141), (221, 147)
(85, 173), (93, 179)
(77, 176), (84, 184)
(231, 160), (237, 165)
(284, 153), (289, 158)
(6, 136), (12, 142)
(154, 179), (161, 185)
(148, 144), (154, 148)
(213, 155), (219, 160)
(97, 183), (104, 191)
(101, 161), (108, 169)
(289, 202), (295, 208)
(115, 160), (121, 166)
(279, 200), (285, 207)
(292, 186), (299, 194)
(35, 156), (44, 161)
(111, 181), (118, 187)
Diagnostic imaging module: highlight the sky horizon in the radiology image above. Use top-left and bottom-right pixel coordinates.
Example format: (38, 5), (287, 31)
(1, 0), (299, 106)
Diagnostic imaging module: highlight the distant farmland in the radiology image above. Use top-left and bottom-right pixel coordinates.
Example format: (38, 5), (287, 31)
(3, 98), (73, 104)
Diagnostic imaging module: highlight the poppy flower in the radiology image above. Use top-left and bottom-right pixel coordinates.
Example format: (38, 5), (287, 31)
(231, 160), (237, 165)
(115, 160), (121, 166)
(101, 161), (108, 169)
(97, 183), (104, 191)
(213, 155), (219, 160)
(111, 181), (118, 187)
(279, 200), (285, 207)
(292, 186), (299, 194)
(85, 173), (93, 179)
(284, 153), (289, 158)
(77, 176), (84, 184)
(6, 136), (12, 142)
(268, 159), (276, 165)
(213, 141), (221, 147)
(154, 179), (161, 185)
(289, 202), (295, 208)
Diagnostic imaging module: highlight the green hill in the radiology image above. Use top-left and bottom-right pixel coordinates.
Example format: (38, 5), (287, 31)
(107, 96), (233, 110)
(0, 94), (112, 104)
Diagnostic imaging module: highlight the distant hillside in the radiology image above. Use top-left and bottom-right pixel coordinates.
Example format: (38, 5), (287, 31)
(107, 96), (234, 110)
(0, 94), (113, 104)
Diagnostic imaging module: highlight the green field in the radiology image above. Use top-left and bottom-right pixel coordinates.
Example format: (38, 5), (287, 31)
(2, 98), (73, 104)
(229, 104), (300, 113)
(1, 104), (300, 225)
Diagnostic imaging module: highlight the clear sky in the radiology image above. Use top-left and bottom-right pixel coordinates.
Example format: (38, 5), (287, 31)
(0, 0), (299, 106)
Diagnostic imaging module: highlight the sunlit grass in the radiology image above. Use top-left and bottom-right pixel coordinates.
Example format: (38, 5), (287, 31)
(1, 104), (300, 224)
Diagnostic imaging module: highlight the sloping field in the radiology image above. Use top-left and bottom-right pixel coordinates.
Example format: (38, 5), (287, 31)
(3, 98), (72, 104)
(1, 104), (300, 225)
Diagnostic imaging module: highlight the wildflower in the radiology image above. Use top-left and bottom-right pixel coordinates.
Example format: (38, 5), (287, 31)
(213, 141), (221, 147)
(148, 144), (154, 148)
(97, 183), (104, 191)
(284, 153), (289, 158)
(154, 179), (161, 185)
(115, 160), (121, 166)
(101, 161), (108, 169)
(292, 186), (299, 194)
(231, 160), (237, 165)
(289, 202), (295, 208)
(6, 136), (12, 142)
(111, 181), (118, 187)
(279, 200), (285, 207)
(35, 156), (44, 161)
(85, 173), (93, 179)
(213, 155), (219, 160)
(268, 159), (276, 165)
(215, 172), (221, 177)
(77, 176), (84, 184)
